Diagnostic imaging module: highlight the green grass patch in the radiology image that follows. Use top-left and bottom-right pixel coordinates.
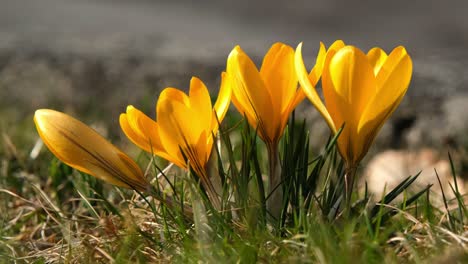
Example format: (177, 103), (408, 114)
(0, 112), (467, 263)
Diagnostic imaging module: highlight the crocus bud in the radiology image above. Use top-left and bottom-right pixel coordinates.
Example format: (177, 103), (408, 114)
(34, 109), (150, 192)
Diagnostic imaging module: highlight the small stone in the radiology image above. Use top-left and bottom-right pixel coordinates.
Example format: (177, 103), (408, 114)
(363, 148), (466, 204)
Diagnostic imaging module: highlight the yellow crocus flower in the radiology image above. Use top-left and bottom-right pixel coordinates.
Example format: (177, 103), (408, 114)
(120, 105), (186, 169)
(227, 43), (325, 219)
(120, 75), (231, 205)
(295, 41), (413, 168)
(227, 43), (308, 147)
(34, 109), (150, 192)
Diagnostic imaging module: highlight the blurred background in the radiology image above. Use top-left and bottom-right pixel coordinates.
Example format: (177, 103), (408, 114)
(1, 0), (468, 190)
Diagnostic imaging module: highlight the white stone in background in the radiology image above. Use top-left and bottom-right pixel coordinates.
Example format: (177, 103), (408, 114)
(443, 95), (468, 146)
(29, 138), (43, 160)
(363, 149), (466, 204)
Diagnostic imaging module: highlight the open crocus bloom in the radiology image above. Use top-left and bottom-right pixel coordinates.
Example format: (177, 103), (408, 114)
(34, 109), (150, 192)
(227, 43), (324, 148)
(227, 43), (327, 218)
(120, 105), (186, 168)
(120, 75), (231, 190)
(295, 41), (413, 167)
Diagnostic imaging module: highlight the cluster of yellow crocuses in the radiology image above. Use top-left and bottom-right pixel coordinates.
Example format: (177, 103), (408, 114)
(34, 40), (412, 214)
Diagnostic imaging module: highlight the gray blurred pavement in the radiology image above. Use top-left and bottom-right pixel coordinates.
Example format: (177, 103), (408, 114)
(1, 0), (468, 149)
(2, 0), (468, 59)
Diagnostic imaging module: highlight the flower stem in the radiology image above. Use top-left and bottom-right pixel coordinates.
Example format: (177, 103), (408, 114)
(267, 143), (282, 221)
(205, 183), (222, 210)
(344, 165), (357, 210)
(188, 160), (222, 211)
(146, 186), (194, 219)
(205, 152), (223, 211)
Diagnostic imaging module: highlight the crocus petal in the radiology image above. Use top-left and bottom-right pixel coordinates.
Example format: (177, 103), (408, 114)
(360, 46), (412, 131)
(367, 47), (388, 75)
(189, 77), (213, 131)
(157, 87), (191, 107)
(228, 46), (278, 141)
(122, 106), (162, 152)
(375, 46), (413, 92)
(212, 71), (232, 131)
(355, 47), (412, 162)
(120, 106), (185, 167)
(323, 46), (377, 164)
(119, 113), (150, 151)
(260, 43), (297, 114)
(295, 42), (336, 133)
(157, 95), (205, 166)
(193, 130), (210, 175)
(307, 42), (327, 85)
(324, 40), (347, 64)
(156, 88), (197, 160)
(324, 46), (376, 126)
(328, 40), (346, 52)
(230, 91), (257, 131)
(280, 87), (306, 132)
(309, 40), (345, 85)
(34, 109), (149, 191)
